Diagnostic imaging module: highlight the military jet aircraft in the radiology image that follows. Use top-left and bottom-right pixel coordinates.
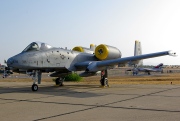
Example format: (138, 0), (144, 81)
(137, 63), (164, 75)
(128, 63), (164, 75)
(7, 41), (176, 91)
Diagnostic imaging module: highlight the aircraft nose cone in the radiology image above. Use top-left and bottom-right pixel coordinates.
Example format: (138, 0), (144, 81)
(7, 57), (14, 66)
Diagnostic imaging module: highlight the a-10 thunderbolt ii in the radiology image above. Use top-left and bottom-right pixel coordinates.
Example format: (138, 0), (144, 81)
(6, 41), (176, 91)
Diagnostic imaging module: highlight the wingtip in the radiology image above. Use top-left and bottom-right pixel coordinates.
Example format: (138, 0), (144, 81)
(168, 50), (177, 57)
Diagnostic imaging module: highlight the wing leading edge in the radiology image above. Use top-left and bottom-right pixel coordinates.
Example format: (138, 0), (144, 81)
(75, 50), (176, 72)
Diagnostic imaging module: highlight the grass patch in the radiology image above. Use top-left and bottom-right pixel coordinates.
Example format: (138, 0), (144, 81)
(64, 73), (83, 82)
(52, 73), (83, 82)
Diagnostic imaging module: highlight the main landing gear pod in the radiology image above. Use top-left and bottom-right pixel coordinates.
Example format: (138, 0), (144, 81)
(95, 44), (121, 60)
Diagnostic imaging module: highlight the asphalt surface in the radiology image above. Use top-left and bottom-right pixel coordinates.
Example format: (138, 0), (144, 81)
(0, 82), (180, 121)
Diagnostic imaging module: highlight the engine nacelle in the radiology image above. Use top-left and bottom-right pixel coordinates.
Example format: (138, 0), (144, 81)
(72, 44), (95, 54)
(95, 44), (121, 60)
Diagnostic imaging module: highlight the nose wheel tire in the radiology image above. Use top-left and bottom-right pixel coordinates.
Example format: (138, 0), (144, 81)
(32, 84), (38, 91)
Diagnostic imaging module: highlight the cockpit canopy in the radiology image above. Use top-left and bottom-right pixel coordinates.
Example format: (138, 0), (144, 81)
(22, 42), (53, 52)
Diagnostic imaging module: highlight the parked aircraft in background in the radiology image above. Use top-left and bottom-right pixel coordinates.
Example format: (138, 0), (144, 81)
(129, 63), (164, 75)
(6, 41), (176, 91)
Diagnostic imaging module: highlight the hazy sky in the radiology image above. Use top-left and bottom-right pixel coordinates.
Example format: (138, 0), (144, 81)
(0, 0), (180, 65)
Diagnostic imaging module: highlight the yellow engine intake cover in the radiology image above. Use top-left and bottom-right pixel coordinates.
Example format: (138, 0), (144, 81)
(95, 44), (109, 60)
(72, 46), (84, 52)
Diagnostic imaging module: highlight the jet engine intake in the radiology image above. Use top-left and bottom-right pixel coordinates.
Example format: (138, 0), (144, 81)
(95, 44), (121, 60)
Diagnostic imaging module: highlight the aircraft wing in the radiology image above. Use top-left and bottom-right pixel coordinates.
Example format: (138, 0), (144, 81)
(75, 50), (176, 72)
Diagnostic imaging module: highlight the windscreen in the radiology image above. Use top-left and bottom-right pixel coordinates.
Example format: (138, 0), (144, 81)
(22, 42), (53, 52)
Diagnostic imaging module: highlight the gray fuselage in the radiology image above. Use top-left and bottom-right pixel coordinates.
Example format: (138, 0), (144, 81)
(7, 47), (97, 72)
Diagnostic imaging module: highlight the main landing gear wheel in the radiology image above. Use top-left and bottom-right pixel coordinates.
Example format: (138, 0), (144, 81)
(100, 78), (109, 87)
(55, 77), (64, 86)
(32, 84), (38, 91)
(100, 70), (109, 87)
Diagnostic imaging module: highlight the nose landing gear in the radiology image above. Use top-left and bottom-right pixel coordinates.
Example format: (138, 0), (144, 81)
(31, 70), (42, 91)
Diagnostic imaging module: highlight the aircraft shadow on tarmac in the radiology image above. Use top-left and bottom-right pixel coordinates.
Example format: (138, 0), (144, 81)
(0, 84), (106, 98)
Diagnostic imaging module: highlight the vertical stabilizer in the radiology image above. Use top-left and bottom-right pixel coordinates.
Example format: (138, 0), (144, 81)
(153, 63), (163, 69)
(134, 40), (143, 66)
(134, 40), (142, 56)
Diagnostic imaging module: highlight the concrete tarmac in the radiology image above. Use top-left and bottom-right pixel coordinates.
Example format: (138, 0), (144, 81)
(0, 82), (180, 121)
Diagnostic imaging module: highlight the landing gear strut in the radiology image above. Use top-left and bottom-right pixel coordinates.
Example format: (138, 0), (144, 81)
(100, 70), (109, 87)
(55, 77), (65, 86)
(31, 70), (42, 91)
